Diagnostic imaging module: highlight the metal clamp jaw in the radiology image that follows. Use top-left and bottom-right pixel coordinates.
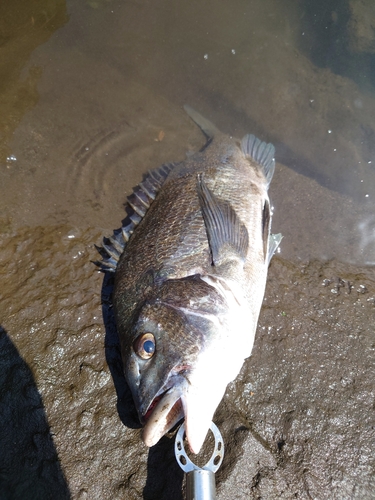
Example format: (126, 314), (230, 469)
(174, 422), (224, 500)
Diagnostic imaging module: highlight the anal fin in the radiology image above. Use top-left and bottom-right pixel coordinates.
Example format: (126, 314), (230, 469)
(241, 134), (275, 186)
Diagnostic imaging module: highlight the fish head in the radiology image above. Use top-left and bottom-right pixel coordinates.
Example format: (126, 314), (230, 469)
(119, 275), (244, 454)
(124, 297), (200, 443)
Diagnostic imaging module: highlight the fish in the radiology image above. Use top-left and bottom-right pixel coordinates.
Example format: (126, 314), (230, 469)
(95, 105), (282, 454)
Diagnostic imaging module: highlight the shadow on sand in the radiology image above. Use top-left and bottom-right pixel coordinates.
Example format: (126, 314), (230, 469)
(0, 326), (70, 499)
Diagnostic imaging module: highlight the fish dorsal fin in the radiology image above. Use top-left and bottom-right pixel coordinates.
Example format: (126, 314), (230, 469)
(197, 174), (249, 266)
(94, 163), (176, 272)
(267, 233), (283, 266)
(241, 134), (275, 186)
(184, 105), (220, 139)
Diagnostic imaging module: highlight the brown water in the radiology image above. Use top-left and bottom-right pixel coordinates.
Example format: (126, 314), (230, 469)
(1, 0), (375, 498)
(2, 0), (375, 263)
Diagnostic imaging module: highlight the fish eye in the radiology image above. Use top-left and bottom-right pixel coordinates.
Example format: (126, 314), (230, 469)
(134, 333), (156, 360)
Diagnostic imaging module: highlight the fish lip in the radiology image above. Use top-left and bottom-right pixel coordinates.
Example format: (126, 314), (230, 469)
(141, 374), (189, 448)
(141, 388), (170, 425)
(140, 366), (191, 424)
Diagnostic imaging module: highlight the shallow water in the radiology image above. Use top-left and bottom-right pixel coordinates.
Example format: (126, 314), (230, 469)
(1, 0), (375, 498)
(1, 0), (375, 263)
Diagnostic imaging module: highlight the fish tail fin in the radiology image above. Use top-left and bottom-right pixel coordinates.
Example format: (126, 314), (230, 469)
(184, 105), (220, 139)
(241, 134), (275, 186)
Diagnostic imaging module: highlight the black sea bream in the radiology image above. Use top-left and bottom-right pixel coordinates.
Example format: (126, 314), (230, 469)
(96, 106), (281, 453)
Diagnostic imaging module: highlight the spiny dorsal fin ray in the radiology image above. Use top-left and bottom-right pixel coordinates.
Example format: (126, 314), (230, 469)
(197, 174), (249, 266)
(94, 162), (176, 272)
(241, 134), (275, 186)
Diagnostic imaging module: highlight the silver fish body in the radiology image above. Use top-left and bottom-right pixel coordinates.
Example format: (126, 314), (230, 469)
(97, 106), (281, 453)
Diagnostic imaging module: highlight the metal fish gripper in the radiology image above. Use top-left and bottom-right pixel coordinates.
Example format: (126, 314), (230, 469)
(174, 422), (224, 500)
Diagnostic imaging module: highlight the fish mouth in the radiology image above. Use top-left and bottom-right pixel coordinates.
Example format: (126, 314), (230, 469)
(139, 359), (229, 454)
(141, 382), (187, 448)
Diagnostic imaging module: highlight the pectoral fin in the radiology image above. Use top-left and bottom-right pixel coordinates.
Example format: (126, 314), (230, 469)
(197, 175), (249, 266)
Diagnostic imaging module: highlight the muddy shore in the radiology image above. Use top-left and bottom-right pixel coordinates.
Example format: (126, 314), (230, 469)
(1, 0), (375, 498)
